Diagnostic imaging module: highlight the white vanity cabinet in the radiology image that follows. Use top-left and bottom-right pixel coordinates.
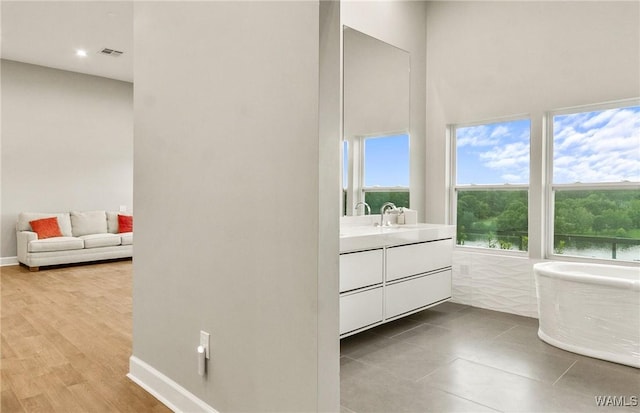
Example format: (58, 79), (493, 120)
(339, 249), (384, 334)
(385, 269), (451, 319)
(386, 239), (453, 281)
(339, 249), (383, 292)
(339, 234), (453, 337)
(384, 239), (453, 319)
(340, 287), (383, 335)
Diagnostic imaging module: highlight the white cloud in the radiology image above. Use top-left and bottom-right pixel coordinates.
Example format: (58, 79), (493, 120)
(582, 108), (617, 128)
(554, 112), (591, 134)
(553, 106), (640, 183)
(457, 125), (499, 147)
(490, 125), (510, 138)
(478, 141), (530, 183)
(457, 120), (529, 148)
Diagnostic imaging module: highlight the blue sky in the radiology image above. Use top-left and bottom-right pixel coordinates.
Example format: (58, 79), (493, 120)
(364, 134), (409, 187)
(343, 134), (410, 188)
(456, 105), (640, 185)
(456, 119), (531, 185)
(553, 106), (640, 184)
(344, 105), (639, 188)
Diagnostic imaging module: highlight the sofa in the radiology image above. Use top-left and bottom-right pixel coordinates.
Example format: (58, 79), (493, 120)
(16, 210), (133, 271)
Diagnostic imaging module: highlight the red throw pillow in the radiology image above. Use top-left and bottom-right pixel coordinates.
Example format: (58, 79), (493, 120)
(118, 214), (133, 233)
(30, 217), (63, 239)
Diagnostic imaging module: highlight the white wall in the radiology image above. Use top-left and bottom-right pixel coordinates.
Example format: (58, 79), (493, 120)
(1, 60), (133, 260)
(342, 0), (427, 220)
(318, 1), (342, 410)
(425, 1), (640, 316)
(132, 2), (339, 412)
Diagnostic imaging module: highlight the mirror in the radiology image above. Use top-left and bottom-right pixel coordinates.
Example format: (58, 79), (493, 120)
(342, 26), (410, 216)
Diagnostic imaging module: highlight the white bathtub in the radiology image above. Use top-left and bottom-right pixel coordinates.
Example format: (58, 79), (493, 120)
(534, 262), (639, 368)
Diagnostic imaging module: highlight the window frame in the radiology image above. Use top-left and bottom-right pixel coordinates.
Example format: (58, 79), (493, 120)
(545, 99), (640, 263)
(450, 115), (531, 255)
(344, 131), (410, 215)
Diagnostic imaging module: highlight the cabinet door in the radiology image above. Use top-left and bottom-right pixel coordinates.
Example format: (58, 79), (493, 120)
(386, 239), (452, 282)
(339, 249), (383, 293)
(385, 270), (451, 319)
(340, 287), (383, 335)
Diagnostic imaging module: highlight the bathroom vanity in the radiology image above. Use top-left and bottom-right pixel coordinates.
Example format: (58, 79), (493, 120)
(339, 25), (454, 337)
(339, 221), (455, 337)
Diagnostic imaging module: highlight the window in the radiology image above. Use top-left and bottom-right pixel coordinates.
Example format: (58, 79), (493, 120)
(363, 133), (409, 213)
(344, 133), (410, 215)
(549, 103), (640, 261)
(452, 118), (531, 251)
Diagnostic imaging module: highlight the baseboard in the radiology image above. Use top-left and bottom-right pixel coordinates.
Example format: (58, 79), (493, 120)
(128, 356), (219, 413)
(1, 256), (18, 266)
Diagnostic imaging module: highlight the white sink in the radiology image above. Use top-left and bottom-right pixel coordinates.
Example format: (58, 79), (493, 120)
(339, 222), (456, 253)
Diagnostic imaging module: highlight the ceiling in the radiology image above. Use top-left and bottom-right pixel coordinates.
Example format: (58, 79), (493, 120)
(1, 1), (133, 82)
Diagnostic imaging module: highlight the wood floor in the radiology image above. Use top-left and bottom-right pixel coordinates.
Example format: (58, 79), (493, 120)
(1, 261), (170, 413)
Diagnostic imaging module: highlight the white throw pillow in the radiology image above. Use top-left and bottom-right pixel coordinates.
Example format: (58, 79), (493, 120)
(70, 210), (108, 236)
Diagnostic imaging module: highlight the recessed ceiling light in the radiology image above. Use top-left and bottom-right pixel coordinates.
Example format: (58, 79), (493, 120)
(76, 49), (88, 57)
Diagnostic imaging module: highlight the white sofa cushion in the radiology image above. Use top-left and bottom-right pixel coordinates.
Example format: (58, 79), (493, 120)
(80, 233), (121, 249)
(70, 211), (108, 236)
(18, 212), (73, 237)
(120, 232), (133, 246)
(106, 211), (119, 234)
(28, 237), (84, 253)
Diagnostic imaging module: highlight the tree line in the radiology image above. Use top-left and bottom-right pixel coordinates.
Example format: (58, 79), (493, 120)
(456, 189), (640, 250)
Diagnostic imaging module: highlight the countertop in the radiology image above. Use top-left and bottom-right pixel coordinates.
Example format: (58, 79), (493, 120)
(340, 218), (456, 253)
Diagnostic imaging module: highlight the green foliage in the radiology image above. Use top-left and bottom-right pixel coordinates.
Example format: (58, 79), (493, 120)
(457, 190), (528, 250)
(457, 189), (639, 253)
(615, 228), (627, 237)
(555, 190), (639, 238)
(456, 225), (468, 245)
(497, 200), (527, 233)
(629, 200), (640, 227)
(487, 231), (497, 248)
(364, 191), (410, 215)
(555, 206), (593, 234)
(498, 239), (512, 250)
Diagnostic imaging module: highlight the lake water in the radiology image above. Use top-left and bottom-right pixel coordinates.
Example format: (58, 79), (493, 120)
(461, 235), (640, 262)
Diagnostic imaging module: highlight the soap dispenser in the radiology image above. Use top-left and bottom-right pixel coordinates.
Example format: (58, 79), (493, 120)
(397, 207), (405, 225)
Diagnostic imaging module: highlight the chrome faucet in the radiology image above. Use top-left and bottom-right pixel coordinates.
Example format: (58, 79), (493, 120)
(379, 202), (397, 227)
(354, 201), (371, 216)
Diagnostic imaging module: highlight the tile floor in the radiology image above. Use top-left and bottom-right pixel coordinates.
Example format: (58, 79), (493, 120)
(340, 302), (640, 413)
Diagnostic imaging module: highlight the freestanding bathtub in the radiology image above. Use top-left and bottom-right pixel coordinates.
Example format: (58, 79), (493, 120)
(534, 262), (639, 368)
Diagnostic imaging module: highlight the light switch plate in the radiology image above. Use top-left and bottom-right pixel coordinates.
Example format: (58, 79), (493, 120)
(200, 331), (210, 359)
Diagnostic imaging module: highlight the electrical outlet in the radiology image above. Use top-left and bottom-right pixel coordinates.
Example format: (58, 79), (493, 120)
(460, 264), (470, 275)
(119, 205), (127, 212)
(200, 331), (210, 359)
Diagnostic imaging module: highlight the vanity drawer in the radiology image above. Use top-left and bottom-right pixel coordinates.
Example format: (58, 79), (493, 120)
(386, 239), (453, 281)
(339, 249), (383, 292)
(340, 287), (383, 335)
(385, 270), (451, 319)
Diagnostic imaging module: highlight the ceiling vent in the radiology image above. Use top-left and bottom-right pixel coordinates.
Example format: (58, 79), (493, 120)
(99, 48), (124, 57)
